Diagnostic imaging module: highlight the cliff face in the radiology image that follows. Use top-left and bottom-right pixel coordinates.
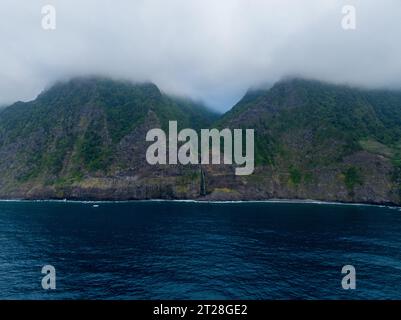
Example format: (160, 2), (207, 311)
(211, 79), (401, 205)
(0, 77), (217, 200)
(0, 77), (401, 205)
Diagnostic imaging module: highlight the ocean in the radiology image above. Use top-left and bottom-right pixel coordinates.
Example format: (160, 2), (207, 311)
(1, 200), (401, 299)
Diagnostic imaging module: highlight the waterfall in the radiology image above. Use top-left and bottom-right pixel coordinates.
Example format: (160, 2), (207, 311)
(200, 166), (206, 196)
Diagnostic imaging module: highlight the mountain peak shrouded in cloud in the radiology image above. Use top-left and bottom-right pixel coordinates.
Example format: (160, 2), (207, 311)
(1, 0), (401, 111)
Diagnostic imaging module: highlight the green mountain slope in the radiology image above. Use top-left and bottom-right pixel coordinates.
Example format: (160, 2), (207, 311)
(0, 77), (218, 199)
(209, 78), (401, 204)
(0, 76), (401, 205)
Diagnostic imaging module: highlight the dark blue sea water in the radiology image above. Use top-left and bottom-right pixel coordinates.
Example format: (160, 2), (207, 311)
(1, 200), (401, 300)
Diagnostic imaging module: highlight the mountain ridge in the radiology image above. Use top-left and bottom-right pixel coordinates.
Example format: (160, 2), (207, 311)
(0, 76), (400, 205)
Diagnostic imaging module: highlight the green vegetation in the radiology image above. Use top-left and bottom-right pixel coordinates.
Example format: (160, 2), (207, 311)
(343, 167), (363, 192)
(1, 77), (401, 204)
(359, 139), (394, 158)
(0, 77), (218, 190)
(289, 167), (302, 185)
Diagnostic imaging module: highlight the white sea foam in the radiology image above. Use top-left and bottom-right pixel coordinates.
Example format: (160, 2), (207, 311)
(0, 197), (399, 210)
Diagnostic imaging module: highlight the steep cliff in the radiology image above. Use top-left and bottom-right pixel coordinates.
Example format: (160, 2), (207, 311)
(1, 77), (400, 205)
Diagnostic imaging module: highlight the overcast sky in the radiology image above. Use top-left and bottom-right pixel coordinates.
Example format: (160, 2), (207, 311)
(1, 0), (400, 111)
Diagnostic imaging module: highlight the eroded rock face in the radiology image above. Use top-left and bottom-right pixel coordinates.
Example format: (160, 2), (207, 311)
(0, 77), (401, 206)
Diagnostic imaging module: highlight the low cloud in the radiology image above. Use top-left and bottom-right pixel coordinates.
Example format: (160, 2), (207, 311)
(0, 0), (400, 110)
